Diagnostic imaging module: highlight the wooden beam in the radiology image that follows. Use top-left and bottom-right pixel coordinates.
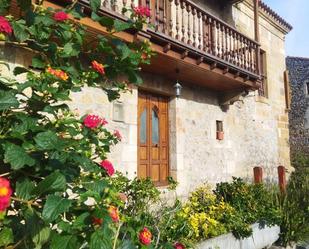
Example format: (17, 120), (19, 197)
(181, 50), (188, 59)
(163, 43), (171, 53)
(196, 56), (203, 65)
(210, 62), (217, 70)
(254, 0), (261, 76)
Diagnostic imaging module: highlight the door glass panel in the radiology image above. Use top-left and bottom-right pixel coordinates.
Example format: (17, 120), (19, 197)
(152, 108), (159, 144)
(140, 108), (147, 144)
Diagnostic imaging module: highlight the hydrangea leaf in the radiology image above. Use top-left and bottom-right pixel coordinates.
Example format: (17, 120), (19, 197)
(42, 195), (72, 223)
(0, 90), (19, 110)
(3, 143), (35, 170)
(50, 234), (80, 249)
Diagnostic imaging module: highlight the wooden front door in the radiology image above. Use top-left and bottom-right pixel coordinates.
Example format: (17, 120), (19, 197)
(138, 91), (169, 185)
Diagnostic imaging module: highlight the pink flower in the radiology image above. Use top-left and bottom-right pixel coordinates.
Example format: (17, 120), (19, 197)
(100, 160), (115, 176)
(53, 11), (69, 22)
(92, 217), (103, 226)
(174, 242), (186, 249)
(133, 6), (151, 18)
(113, 130), (122, 141)
(91, 60), (105, 75)
(0, 16), (12, 35)
(139, 227), (152, 245)
(83, 114), (107, 129)
(0, 177), (12, 212)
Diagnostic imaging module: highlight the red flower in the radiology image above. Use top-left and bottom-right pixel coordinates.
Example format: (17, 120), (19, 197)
(108, 205), (120, 222)
(0, 177), (12, 212)
(100, 160), (115, 176)
(113, 130), (122, 141)
(53, 11), (69, 22)
(139, 227), (152, 245)
(83, 114), (107, 129)
(92, 217), (103, 226)
(133, 6), (151, 18)
(46, 67), (69, 81)
(174, 242), (185, 249)
(0, 16), (12, 35)
(91, 60), (105, 75)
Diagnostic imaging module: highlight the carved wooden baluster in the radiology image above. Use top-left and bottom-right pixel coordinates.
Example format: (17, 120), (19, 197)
(225, 27), (229, 62)
(155, 0), (159, 31)
(248, 42), (252, 71)
(252, 44), (258, 73)
(202, 14), (208, 52)
(197, 11), (202, 49)
(211, 19), (217, 56)
(192, 8), (197, 48)
(229, 29), (233, 63)
(169, 0), (175, 37)
(175, 0), (180, 39)
(181, 1), (186, 42)
(217, 22), (221, 57)
(122, 0), (127, 10)
(163, 0), (170, 34)
(187, 3), (192, 45)
(236, 34), (240, 66)
(244, 38), (248, 69)
(207, 17), (212, 54)
(221, 24), (225, 60)
(112, 0), (118, 12)
(103, 0), (108, 8)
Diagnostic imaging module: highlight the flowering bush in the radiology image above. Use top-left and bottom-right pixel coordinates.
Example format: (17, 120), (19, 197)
(0, 0), (156, 248)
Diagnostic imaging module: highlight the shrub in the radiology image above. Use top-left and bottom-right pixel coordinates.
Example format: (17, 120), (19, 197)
(214, 178), (282, 238)
(277, 153), (309, 246)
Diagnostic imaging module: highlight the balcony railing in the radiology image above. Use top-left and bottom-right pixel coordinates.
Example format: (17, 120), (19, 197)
(83, 0), (261, 77)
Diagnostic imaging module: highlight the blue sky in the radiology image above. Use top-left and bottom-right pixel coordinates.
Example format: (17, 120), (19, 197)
(263, 0), (309, 57)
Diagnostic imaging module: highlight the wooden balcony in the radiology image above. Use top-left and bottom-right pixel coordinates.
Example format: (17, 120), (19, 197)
(54, 0), (262, 92)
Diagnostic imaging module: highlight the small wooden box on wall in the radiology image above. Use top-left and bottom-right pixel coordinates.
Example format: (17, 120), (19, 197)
(216, 120), (224, 140)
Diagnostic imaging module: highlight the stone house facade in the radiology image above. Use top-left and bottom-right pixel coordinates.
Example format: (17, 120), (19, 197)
(286, 57), (309, 156)
(1, 0), (292, 197)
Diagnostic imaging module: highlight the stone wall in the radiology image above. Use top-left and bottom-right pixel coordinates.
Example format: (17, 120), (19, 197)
(0, 0), (291, 197)
(286, 57), (309, 156)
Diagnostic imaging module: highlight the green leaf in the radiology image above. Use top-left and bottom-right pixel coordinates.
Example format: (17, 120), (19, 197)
(127, 70), (143, 85)
(32, 56), (45, 69)
(98, 16), (114, 29)
(113, 20), (132, 32)
(3, 143), (35, 169)
(119, 240), (136, 249)
(84, 179), (108, 193)
(32, 227), (51, 249)
(13, 66), (30, 75)
(42, 195), (72, 222)
(12, 20), (29, 42)
(33, 171), (66, 196)
(114, 40), (131, 60)
(61, 42), (80, 57)
(51, 234), (80, 249)
(0, 90), (19, 110)
(16, 179), (35, 200)
(90, 0), (101, 12)
(72, 212), (90, 230)
(34, 131), (64, 150)
(90, 230), (112, 249)
(0, 228), (13, 247)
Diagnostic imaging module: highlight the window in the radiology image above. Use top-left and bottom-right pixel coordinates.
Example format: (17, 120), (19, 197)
(258, 50), (268, 97)
(283, 70), (291, 109)
(216, 120), (223, 132)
